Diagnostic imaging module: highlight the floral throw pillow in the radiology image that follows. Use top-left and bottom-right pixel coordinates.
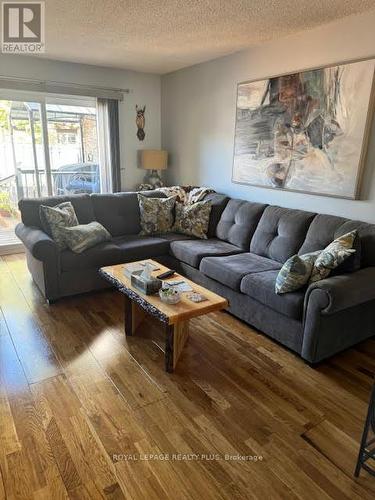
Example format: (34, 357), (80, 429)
(310, 230), (357, 283)
(275, 251), (321, 294)
(138, 194), (176, 235)
(173, 201), (212, 239)
(59, 222), (111, 254)
(39, 201), (79, 250)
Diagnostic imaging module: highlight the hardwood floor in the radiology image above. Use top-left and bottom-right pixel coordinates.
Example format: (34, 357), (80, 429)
(0, 253), (374, 499)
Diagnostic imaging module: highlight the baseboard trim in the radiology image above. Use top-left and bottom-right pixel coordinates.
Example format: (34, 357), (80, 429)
(0, 243), (25, 256)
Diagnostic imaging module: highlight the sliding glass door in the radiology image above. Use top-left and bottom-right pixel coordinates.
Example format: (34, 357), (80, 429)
(0, 94), (102, 253)
(0, 99), (47, 250)
(45, 99), (100, 196)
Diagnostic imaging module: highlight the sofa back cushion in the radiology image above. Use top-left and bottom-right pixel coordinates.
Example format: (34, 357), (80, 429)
(91, 190), (165, 236)
(203, 193), (230, 238)
(216, 199), (267, 250)
(19, 194), (95, 230)
(336, 220), (375, 267)
(298, 214), (347, 255)
(250, 206), (315, 263)
(300, 215), (375, 268)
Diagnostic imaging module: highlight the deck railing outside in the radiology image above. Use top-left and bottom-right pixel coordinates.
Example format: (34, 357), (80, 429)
(0, 168), (99, 248)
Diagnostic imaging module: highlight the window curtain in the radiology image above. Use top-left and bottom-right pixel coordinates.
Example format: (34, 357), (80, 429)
(97, 98), (121, 192)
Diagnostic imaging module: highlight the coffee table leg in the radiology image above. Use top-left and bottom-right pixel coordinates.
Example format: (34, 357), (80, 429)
(165, 320), (190, 373)
(124, 296), (146, 336)
(124, 296), (133, 336)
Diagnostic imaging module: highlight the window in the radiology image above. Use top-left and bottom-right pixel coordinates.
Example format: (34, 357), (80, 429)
(0, 92), (112, 252)
(45, 99), (100, 196)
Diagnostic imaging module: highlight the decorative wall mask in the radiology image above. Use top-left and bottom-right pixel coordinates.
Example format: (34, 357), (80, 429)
(136, 105), (146, 141)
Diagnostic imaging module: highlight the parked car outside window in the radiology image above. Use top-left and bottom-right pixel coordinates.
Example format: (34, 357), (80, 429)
(54, 162), (100, 194)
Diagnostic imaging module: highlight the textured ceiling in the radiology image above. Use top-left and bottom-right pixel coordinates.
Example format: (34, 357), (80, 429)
(36, 0), (375, 74)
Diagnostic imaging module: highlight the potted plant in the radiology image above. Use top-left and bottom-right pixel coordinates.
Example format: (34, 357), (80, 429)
(0, 191), (15, 218)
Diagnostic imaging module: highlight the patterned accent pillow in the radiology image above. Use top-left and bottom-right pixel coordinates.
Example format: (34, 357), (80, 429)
(310, 230), (357, 283)
(275, 251), (321, 294)
(138, 194), (176, 235)
(39, 202), (78, 250)
(156, 186), (189, 204)
(332, 232), (361, 275)
(173, 201), (212, 239)
(59, 222), (111, 254)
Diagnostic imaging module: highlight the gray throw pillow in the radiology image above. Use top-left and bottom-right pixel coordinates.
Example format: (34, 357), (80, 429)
(172, 201), (212, 239)
(275, 251), (320, 294)
(59, 222), (111, 253)
(39, 201), (78, 250)
(310, 230), (357, 283)
(138, 194), (176, 235)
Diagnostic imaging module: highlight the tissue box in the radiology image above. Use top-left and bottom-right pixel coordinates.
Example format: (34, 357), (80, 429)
(131, 273), (162, 295)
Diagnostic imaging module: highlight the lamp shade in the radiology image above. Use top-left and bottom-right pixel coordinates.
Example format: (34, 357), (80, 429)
(139, 149), (168, 170)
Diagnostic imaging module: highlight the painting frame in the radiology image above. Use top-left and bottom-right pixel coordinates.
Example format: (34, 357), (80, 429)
(231, 57), (375, 200)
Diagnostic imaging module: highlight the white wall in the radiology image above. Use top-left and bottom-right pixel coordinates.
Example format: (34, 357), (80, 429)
(161, 10), (375, 223)
(0, 54), (161, 190)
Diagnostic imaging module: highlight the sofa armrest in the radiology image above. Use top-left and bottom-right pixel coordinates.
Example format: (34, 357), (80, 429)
(15, 223), (58, 261)
(304, 267), (375, 315)
(302, 268), (375, 363)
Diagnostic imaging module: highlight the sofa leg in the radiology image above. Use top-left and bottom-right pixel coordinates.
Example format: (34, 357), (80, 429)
(46, 298), (56, 305)
(304, 359), (322, 369)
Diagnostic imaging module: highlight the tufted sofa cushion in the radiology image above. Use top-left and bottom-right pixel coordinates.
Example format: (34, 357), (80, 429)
(203, 193), (230, 238)
(335, 220), (375, 267)
(216, 199), (267, 250)
(250, 206), (315, 263)
(298, 214), (347, 255)
(299, 215), (375, 269)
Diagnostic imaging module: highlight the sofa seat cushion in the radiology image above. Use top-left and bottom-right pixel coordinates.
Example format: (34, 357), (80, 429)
(240, 270), (305, 320)
(61, 241), (123, 271)
(157, 232), (195, 242)
(200, 253), (281, 290)
(61, 235), (171, 272)
(114, 235), (170, 261)
(170, 238), (243, 268)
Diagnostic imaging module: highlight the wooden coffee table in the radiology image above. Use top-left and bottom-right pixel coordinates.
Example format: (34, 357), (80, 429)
(99, 260), (228, 372)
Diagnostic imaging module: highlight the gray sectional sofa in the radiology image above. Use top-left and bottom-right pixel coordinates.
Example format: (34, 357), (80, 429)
(16, 190), (375, 364)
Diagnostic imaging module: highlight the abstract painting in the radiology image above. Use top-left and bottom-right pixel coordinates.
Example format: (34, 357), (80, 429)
(232, 59), (375, 199)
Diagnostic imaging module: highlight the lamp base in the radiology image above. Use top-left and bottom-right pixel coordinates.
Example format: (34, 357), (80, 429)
(143, 169), (164, 189)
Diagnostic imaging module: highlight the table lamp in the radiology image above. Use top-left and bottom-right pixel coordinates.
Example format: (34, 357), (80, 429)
(139, 149), (168, 189)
